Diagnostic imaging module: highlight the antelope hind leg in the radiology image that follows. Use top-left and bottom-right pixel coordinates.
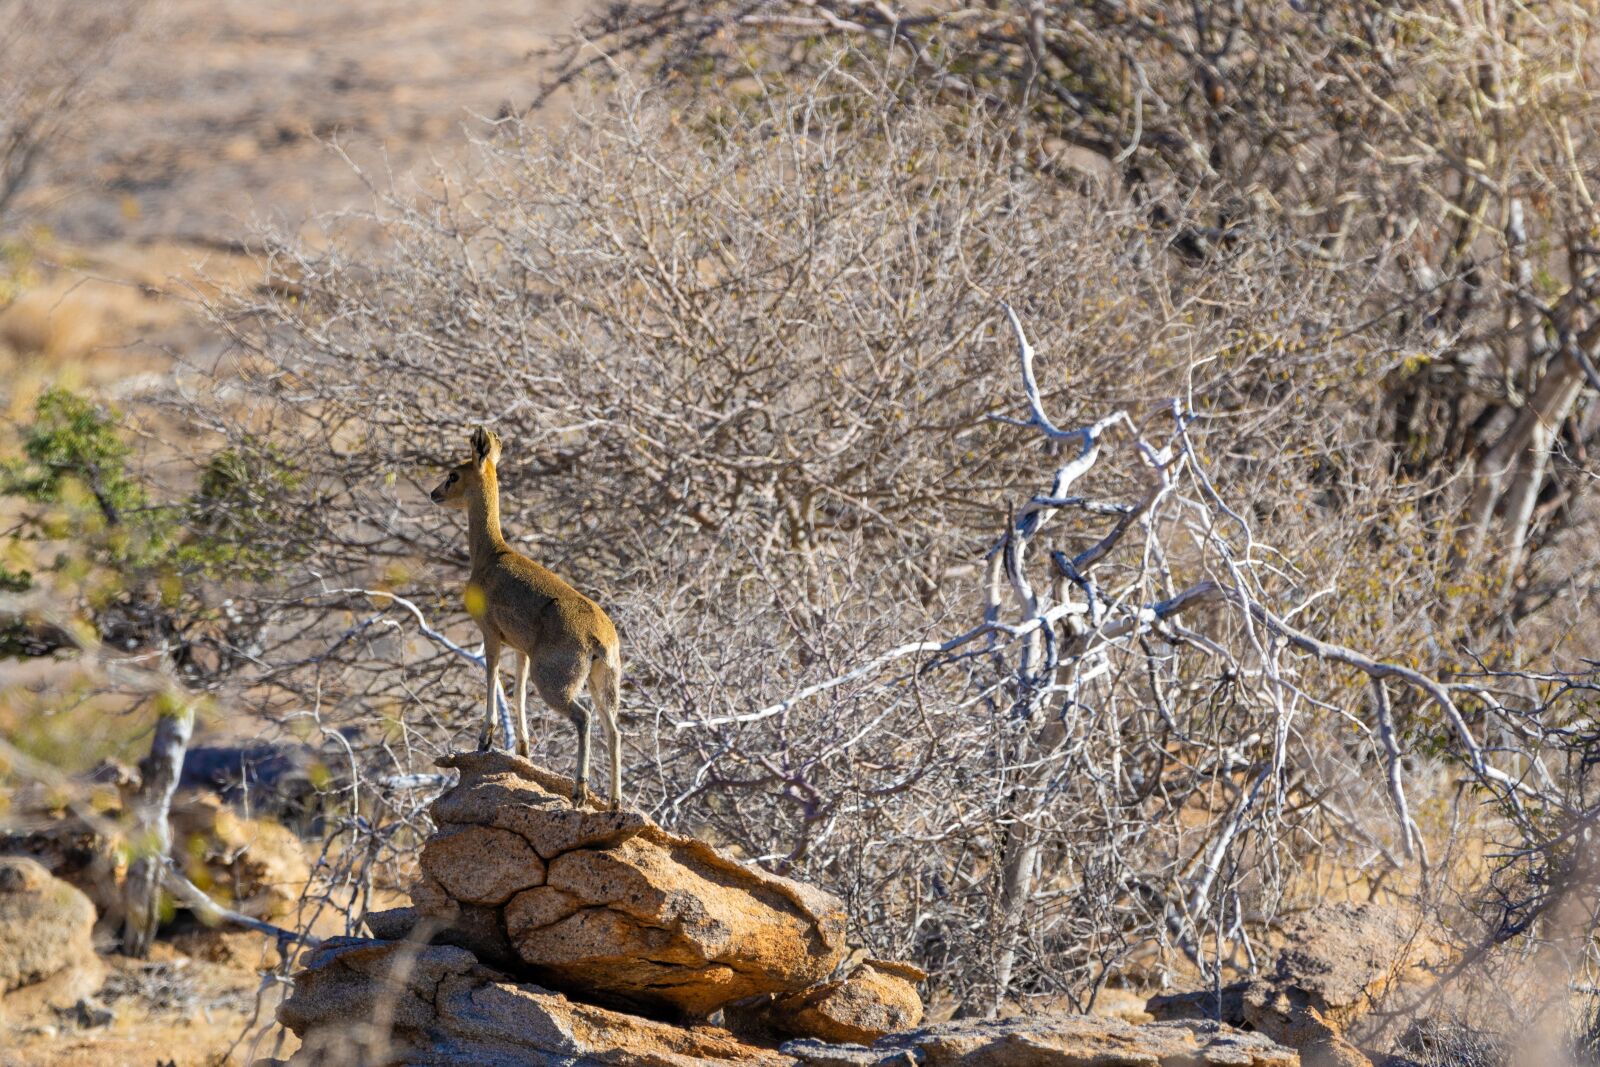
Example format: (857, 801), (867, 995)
(513, 650), (532, 758)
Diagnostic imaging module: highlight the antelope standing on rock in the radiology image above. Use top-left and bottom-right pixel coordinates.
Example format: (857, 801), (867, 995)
(430, 428), (624, 810)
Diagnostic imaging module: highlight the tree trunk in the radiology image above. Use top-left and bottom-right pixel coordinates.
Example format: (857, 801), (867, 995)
(1462, 346), (1588, 572)
(122, 699), (194, 957)
(990, 817), (1041, 1017)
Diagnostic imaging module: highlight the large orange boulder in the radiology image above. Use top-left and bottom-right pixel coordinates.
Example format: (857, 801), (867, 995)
(403, 752), (847, 1016)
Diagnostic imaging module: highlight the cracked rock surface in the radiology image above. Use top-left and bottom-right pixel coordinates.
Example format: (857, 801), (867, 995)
(278, 938), (790, 1067)
(393, 752), (846, 1016)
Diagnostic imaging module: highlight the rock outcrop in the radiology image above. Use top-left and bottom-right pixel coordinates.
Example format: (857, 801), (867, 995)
(277, 940), (1299, 1067)
(277, 754), (1299, 1067)
(1, 770), (312, 929)
(170, 792), (312, 920)
(1146, 903), (1443, 1067)
(0, 789), (122, 931)
(393, 752), (849, 1016)
(0, 857), (106, 1013)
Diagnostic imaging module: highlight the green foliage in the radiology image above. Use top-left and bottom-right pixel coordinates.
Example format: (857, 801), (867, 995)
(0, 387), (306, 658)
(8, 387), (138, 502)
(0, 561), (30, 592)
(184, 439), (311, 578)
(3, 386), (174, 568)
(3, 389), (311, 580)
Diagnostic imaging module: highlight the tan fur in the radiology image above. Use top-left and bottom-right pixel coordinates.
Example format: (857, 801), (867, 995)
(431, 428), (624, 809)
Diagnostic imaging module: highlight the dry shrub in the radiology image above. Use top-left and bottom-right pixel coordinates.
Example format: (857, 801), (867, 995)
(143, 64), (1600, 1017)
(557, 0), (1600, 635)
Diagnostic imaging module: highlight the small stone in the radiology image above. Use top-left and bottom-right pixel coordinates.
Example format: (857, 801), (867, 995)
(362, 906), (417, 940)
(752, 961), (924, 1044)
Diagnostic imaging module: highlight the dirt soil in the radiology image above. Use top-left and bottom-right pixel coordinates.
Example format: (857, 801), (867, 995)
(2, 938), (278, 1067)
(1, 0), (588, 396)
(19, 0), (587, 246)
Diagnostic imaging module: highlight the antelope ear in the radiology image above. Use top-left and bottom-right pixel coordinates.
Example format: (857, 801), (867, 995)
(470, 427), (502, 465)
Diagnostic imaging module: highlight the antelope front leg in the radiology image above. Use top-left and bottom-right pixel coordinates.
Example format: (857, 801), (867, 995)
(478, 636), (502, 752)
(570, 703), (593, 807)
(513, 651), (531, 758)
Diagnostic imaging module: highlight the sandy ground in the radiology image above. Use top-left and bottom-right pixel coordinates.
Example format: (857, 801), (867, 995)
(1, 0), (593, 405)
(1, 0), (590, 399)
(2, 939), (283, 1067)
(17, 0), (588, 246)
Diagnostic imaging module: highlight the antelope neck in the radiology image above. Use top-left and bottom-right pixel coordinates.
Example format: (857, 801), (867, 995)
(466, 464), (509, 558)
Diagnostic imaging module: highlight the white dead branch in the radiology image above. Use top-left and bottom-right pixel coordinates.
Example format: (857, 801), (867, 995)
(317, 587), (515, 748)
(667, 303), (1571, 1007)
(123, 700), (193, 957)
(162, 867), (322, 949)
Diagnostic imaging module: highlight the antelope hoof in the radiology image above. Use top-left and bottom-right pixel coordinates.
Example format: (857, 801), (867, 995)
(571, 785), (588, 808)
(476, 732), (493, 753)
(515, 741), (530, 759)
(608, 796), (622, 813)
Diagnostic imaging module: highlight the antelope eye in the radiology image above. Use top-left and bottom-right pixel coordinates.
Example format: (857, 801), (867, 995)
(447, 473), (458, 483)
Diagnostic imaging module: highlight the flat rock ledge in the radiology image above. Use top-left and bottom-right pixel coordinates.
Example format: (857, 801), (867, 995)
(276, 939), (1299, 1067)
(786, 1015), (1301, 1066)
